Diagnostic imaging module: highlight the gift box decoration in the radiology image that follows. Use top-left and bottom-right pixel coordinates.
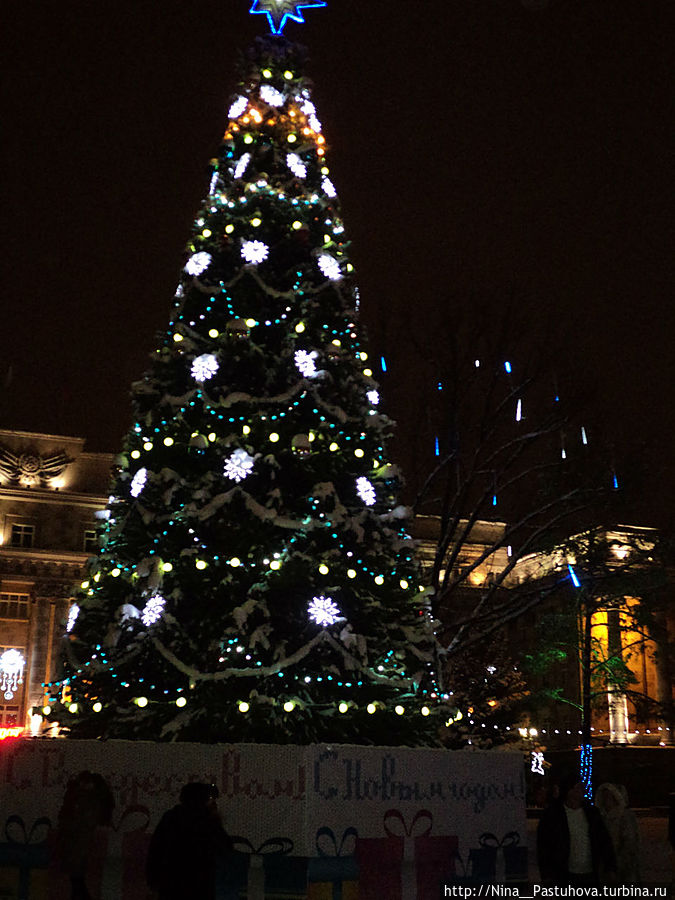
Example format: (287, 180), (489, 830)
(307, 826), (359, 900)
(357, 809), (453, 900)
(0, 815), (51, 900)
(87, 804), (152, 900)
(230, 835), (308, 900)
(466, 832), (527, 884)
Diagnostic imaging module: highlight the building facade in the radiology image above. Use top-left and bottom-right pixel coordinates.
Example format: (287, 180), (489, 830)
(0, 430), (111, 732)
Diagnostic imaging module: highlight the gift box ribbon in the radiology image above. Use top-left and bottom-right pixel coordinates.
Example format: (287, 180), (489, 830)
(384, 809), (433, 900)
(309, 827), (359, 900)
(1, 815), (52, 900)
(474, 831), (521, 882)
(231, 836), (294, 900)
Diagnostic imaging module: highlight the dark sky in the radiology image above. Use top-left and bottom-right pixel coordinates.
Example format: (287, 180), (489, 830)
(2, 0), (673, 525)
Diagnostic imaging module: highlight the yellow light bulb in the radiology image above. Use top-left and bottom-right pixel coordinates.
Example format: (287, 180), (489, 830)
(284, 70), (293, 80)
(202, 228), (211, 237)
(229, 557), (241, 567)
(225, 224), (234, 234)
(251, 217), (261, 227)
(173, 334), (183, 342)
(292, 220), (303, 230)
(359, 352), (368, 361)
(329, 442), (339, 452)
(421, 706), (430, 717)
(209, 328), (219, 338)
(347, 569), (357, 579)
(136, 696), (148, 708)
(131, 450), (141, 459)
(69, 703), (78, 714)
(367, 703), (376, 715)
(242, 425), (251, 435)
(111, 568), (120, 577)
(338, 702), (349, 714)
(208, 432), (217, 442)
(321, 167), (329, 175)
(245, 318), (256, 328)
(399, 579), (409, 590)
(319, 564), (329, 575)
(363, 368), (373, 377)
(374, 575), (384, 585)
(283, 701), (295, 712)
(262, 69), (272, 78)
(176, 696), (187, 707)
(143, 441), (153, 451)
(244, 134), (253, 144)
(395, 705), (405, 716)
(287, 134), (297, 143)
(331, 339), (341, 347)
(269, 432), (279, 442)
(238, 701), (250, 712)
(81, 581), (89, 589)
(295, 322), (305, 333)
(163, 437), (174, 447)
(270, 560), (281, 570)
(162, 562), (173, 573)
(354, 448), (364, 458)
(195, 560), (207, 570)
(42, 705), (51, 716)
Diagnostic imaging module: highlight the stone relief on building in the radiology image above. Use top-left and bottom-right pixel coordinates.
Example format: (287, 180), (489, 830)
(0, 445), (71, 488)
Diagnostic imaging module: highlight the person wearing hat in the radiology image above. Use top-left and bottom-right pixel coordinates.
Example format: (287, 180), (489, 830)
(146, 782), (232, 899)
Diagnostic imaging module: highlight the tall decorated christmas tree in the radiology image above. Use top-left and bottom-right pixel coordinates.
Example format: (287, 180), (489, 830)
(47, 1), (443, 745)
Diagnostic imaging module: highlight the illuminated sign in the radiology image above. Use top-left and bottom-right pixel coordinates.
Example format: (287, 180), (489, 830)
(0, 727), (23, 741)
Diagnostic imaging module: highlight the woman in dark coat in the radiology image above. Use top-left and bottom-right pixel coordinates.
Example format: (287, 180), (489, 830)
(146, 782), (232, 900)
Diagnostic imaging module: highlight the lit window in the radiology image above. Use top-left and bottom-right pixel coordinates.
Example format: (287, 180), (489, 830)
(0, 705), (20, 726)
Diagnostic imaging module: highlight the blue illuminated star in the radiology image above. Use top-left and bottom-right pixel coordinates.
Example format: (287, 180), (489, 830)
(249, 0), (327, 35)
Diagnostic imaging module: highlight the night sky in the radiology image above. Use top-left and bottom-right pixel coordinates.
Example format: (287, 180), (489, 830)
(3, 0), (673, 526)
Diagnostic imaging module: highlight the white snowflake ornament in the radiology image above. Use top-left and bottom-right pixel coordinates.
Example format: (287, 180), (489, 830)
(286, 153), (307, 179)
(130, 468), (148, 498)
(185, 252), (212, 276)
(356, 477), (376, 506)
(234, 152), (251, 179)
(191, 353), (219, 382)
(241, 240), (269, 265)
(317, 254), (342, 281)
(308, 595), (341, 627)
(366, 390), (380, 405)
(66, 604), (80, 633)
(142, 594), (166, 627)
(260, 84), (284, 107)
(224, 448), (255, 483)
(228, 96), (248, 119)
(322, 176), (336, 198)
(294, 349), (318, 377)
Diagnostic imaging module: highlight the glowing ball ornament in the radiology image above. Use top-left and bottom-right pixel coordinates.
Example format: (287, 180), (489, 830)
(0, 649), (25, 700)
(191, 353), (219, 382)
(366, 390), (380, 406)
(141, 594), (166, 627)
(356, 477), (376, 506)
(317, 254), (341, 281)
(294, 349), (318, 377)
(308, 595), (341, 627)
(224, 448), (255, 482)
(241, 240), (269, 265)
(130, 468), (148, 498)
(184, 251), (212, 276)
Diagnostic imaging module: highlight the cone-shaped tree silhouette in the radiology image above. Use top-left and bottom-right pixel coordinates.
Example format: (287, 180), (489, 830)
(48, 35), (442, 744)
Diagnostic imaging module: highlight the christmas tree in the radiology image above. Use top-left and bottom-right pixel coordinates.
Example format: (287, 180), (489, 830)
(46, 3), (443, 745)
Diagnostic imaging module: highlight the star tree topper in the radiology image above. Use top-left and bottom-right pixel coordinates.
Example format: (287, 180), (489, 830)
(249, 0), (327, 34)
